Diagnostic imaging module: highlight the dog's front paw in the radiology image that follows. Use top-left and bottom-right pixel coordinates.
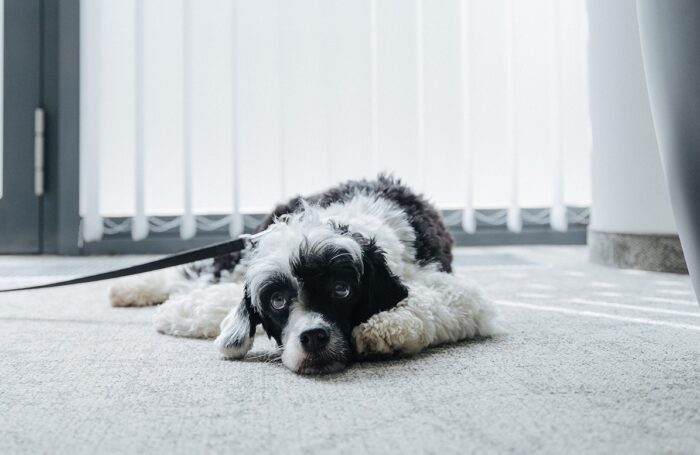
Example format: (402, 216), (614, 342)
(352, 305), (427, 357)
(215, 299), (255, 359)
(215, 330), (253, 359)
(154, 282), (243, 338)
(109, 272), (173, 307)
(352, 324), (395, 357)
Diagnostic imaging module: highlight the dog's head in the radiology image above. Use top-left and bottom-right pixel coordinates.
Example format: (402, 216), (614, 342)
(217, 214), (408, 374)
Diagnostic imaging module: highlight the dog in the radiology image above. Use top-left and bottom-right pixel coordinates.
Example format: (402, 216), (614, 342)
(110, 176), (498, 374)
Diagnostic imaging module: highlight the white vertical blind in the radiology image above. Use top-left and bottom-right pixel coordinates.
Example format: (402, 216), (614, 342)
(79, 0), (103, 241)
(414, 0), (426, 192)
(369, 0), (379, 177)
(548, 0), (567, 232)
(229, 0), (243, 237)
(504, 0), (521, 233)
(276, 0), (287, 200)
(459, 0), (475, 234)
(320, 1), (334, 185)
(181, 0), (196, 239)
(80, 0), (591, 241)
(132, 0), (148, 241)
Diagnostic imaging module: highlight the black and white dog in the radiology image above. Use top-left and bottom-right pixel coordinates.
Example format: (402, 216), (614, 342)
(110, 176), (498, 374)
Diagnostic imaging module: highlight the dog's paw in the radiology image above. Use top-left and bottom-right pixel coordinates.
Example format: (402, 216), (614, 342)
(351, 304), (427, 357)
(110, 272), (174, 307)
(214, 296), (255, 358)
(352, 325), (395, 357)
(154, 282), (243, 339)
(215, 329), (254, 359)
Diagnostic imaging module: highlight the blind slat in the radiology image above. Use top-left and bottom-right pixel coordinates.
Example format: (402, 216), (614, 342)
(549, 0), (567, 232)
(80, 0), (103, 242)
(459, 0), (475, 234)
(132, 0), (148, 241)
(369, 0), (379, 176)
(277, 0), (287, 201)
(180, 0), (196, 240)
(505, 0), (521, 233)
(229, 0), (243, 237)
(415, 0), (426, 192)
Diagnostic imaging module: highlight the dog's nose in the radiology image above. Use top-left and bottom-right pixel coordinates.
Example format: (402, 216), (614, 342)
(299, 328), (330, 353)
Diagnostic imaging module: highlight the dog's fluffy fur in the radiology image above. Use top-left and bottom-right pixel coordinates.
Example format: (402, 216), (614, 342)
(110, 176), (499, 373)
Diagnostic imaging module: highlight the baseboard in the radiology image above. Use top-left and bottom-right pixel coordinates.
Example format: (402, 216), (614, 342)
(588, 229), (687, 274)
(77, 208), (590, 255)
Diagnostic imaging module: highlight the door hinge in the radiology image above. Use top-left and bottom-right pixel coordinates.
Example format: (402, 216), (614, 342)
(34, 107), (45, 196)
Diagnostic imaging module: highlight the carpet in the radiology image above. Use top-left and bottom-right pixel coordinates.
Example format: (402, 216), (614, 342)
(1, 246), (700, 454)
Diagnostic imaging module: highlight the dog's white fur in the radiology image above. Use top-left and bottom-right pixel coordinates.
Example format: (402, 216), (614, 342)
(214, 294), (254, 358)
(352, 269), (500, 356)
(154, 282), (243, 339)
(109, 194), (500, 359)
(110, 266), (499, 359)
(110, 269), (183, 307)
(275, 304), (349, 373)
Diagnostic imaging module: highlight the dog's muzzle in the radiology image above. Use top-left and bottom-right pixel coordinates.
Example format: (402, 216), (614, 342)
(281, 308), (350, 374)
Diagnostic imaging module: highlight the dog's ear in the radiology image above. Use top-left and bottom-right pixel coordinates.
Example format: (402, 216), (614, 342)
(353, 238), (409, 326)
(215, 289), (261, 359)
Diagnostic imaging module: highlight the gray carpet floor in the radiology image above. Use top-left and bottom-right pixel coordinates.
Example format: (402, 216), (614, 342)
(2, 246), (700, 454)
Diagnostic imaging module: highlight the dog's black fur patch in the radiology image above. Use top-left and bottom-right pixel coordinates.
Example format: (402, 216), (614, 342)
(291, 237), (408, 327)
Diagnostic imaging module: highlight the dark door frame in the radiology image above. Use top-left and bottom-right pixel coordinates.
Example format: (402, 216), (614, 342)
(44, 0), (81, 255)
(0, 0), (43, 253)
(0, 0), (80, 255)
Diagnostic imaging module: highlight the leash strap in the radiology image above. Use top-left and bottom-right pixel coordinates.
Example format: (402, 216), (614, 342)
(0, 235), (255, 293)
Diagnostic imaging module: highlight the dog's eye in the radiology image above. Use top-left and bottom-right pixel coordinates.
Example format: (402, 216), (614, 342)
(332, 281), (351, 299)
(270, 291), (287, 310)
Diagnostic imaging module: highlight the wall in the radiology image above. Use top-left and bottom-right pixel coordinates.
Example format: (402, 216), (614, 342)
(588, 0), (676, 235)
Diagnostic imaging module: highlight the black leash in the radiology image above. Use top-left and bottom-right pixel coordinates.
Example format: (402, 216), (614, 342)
(0, 233), (259, 293)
